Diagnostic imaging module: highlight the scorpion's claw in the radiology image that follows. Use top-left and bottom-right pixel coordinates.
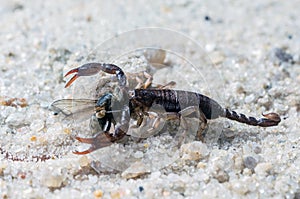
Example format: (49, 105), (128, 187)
(73, 132), (113, 155)
(75, 136), (94, 144)
(64, 68), (79, 88)
(64, 68), (79, 77)
(73, 148), (95, 155)
(65, 74), (79, 88)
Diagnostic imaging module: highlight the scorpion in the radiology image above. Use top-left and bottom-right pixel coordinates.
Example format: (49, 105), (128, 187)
(51, 63), (281, 155)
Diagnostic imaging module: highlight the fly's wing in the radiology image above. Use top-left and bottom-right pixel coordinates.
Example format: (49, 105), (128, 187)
(49, 99), (97, 122)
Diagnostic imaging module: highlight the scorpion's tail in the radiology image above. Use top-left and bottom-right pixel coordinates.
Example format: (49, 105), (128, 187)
(224, 109), (281, 127)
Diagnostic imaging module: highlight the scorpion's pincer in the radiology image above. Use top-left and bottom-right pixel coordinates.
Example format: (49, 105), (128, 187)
(64, 68), (79, 88)
(73, 132), (113, 155)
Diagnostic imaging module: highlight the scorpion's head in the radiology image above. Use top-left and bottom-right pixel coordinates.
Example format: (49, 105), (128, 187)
(95, 93), (113, 119)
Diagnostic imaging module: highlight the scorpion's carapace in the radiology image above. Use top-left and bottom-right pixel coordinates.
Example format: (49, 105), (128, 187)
(60, 63), (281, 155)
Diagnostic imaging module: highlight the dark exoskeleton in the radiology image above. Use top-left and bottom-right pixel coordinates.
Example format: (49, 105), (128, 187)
(51, 63), (281, 155)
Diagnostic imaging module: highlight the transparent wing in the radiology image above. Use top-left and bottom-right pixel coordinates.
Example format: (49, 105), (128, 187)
(49, 99), (97, 122)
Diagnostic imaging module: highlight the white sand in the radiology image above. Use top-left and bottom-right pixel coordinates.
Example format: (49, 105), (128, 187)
(1, 1), (299, 198)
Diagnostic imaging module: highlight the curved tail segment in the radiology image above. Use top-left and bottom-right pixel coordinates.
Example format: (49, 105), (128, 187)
(225, 109), (281, 127)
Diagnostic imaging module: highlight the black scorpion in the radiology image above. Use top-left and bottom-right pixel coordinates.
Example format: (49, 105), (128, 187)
(51, 63), (281, 154)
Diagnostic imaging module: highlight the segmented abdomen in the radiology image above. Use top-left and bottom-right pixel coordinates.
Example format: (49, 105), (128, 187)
(133, 89), (225, 119)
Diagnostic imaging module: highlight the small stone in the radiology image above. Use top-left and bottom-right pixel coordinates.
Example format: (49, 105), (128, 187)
(213, 169), (229, 183)
(43, 174), (64, 188)
(253, 146), (262, 154)
(78, 156), (91, 167)
(243, 168), (252, 176)
(234, 156), (244, 171)
(204, 15), (211, 21)
(94, 190), (103, 198)
(162, 190), (171, 197)
(231, 180), (249, 195)
(121, 161), (150, 179)
(88, 175), (98, 184)
(5, 112), (26, 127)
(274, 48), (294, 64)
(133, 151), (144, 159)
(110, 191), (121, 199)
(244, 94), (256, 104)
(0, 163), (7, 176)
(273, 102), (289, 113)
(138, 186), (144, 192)
(243, 156), (257, 170)
(30, 119), (44, 132)
(180, 141), (209, 161)
(197, 162), (206, 169)
(209, 51), (225, 65)
(30, 136), (37, 142)
(294, 192), (300, 199)
(254, 162), (272, 176)
(205, 43), (216, 52)
(63, 128), (71, 134)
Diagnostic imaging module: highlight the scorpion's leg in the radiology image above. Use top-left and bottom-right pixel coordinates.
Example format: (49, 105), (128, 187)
(143, 112), (171, 136)
(177, 106), (208, 142)
(73, 106), (130, 155)
(195, 109), (208, 142)
(65, 63), (127, 88)
(143, 108), (197, 146)
(135, 71), (153, 89)
(155, 81), (176, 89)
(135, 71), (176, 89)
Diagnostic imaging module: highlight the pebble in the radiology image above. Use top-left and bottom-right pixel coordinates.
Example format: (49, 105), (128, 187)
(294, 192), (300, 199)
(93, 190), (103, 198)
(253, 146), (262, 154)
(254, 162), (272, 176)
(205, 43), (216, 52)
(274, 48), (294, 64)
(244, 94), (256, 104)
(212, 169), (229, 183)
(233, 156), (244, 171)
(243, 156), (257, 170)
(180, 141), (209, 161)
(29, 119), (44, 132)
(121, 161), (151, 179)
(0, 163), (7, 176)
(197, 162), (206, 169)
(5, 112), (27, 127)
(43, 174), (64, 188)
(110, 191), (121, 199)
(242, 168), (252, 176)
(230, 179), (249, 195)
(78, 156), (91, 167)
(273, 102), (289, 113)
(209, 51), (225, 65)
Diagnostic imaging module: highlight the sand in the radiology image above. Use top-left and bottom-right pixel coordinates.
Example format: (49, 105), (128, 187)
(1, 0), (299, 198)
